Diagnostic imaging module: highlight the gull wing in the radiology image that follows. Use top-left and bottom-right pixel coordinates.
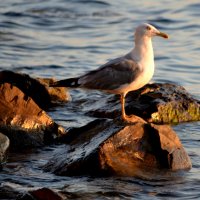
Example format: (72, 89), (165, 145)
(78, 57), (141, 91)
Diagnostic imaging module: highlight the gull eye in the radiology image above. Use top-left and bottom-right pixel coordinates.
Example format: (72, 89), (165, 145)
(146, 26), (151, 31)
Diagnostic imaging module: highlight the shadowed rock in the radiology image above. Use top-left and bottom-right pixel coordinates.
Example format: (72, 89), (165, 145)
(0, 185), (64, 200)
(29, 188), (64, 200)
(0, 83), (65, 150)
(88, 83), (200, 124)
(0, 70), (70, 110)
(44, 117), (191, 177)
(0, 132), (9, 168)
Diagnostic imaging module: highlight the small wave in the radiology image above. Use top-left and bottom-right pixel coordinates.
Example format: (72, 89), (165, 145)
(71, 0), (110, 6)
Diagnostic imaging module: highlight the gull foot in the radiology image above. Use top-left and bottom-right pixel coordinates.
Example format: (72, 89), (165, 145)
(122, 114), (146, 124)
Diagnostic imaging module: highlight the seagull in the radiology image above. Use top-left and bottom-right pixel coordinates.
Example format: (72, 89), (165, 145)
(50, 23), (169, 121)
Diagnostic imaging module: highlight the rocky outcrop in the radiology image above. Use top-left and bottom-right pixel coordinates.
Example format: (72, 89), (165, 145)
(0, 70), (196, 177)
(88, 83), (200, 124)
(0, 83), (66, 150)
(44, 117), (191, 177)
(0, 132), (9, 167)
(0, 70), (70, 110)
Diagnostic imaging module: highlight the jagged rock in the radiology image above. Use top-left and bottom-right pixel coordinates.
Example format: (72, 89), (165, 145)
(44, 117), (191, 177)
(37, 77), (71, 103)
(0, 83), (66, 150)
(0, 70), (70, 110)
(0, 132), (9, 167)
(88, 83), (200, 124)
(0, 70), (52, 110)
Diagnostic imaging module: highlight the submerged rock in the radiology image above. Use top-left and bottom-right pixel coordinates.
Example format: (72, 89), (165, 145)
(44, 117), (191, 177)
(88, 83), (200, 124)
(0, 183), (36, 200)
(0, 185), (64, 200)
(29, 188), (64, 200)
(0, 132), (9, 167)
(0, 83), (65, 150)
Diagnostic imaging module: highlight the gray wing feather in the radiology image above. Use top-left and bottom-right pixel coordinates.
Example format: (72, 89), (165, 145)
(78, 57), (141, 91)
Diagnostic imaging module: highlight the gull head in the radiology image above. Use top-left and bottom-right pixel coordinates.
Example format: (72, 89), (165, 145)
(135, 23), (169, 39)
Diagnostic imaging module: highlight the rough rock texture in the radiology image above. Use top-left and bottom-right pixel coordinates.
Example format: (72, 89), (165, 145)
(37, 77), (71, 103)
(0, 70), (52, 110)
(0, 83), (65, 150)
(44, 117), (191, 177)
(0, 70), (70, 110)
(0, 132), (9, 167)
(88, 83), (200, 124)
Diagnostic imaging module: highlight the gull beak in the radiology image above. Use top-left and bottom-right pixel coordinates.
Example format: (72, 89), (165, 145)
(156, 31), (169, 39)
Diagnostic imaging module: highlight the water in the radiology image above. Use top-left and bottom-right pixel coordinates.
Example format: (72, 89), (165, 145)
(0, 0), (200, 199)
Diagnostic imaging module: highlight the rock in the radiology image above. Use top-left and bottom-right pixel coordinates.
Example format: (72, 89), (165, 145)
(0, 185), (64, 200)
(88, 83), (200, 124)
(0, 132), (9, 167)
(29, 188), (64, 200)
(37, 78), (71, 103)
(0, 70), (52, 110)
(0, 83), (66, 150)
(44, 117), (191, 177)
(0, 183), (34, 200)
(0, 70), (70, 110)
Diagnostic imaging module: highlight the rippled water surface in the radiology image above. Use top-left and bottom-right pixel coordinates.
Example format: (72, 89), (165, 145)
(0, 0), (200, 199)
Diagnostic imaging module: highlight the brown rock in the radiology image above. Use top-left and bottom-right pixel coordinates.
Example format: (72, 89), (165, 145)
(44, 117), (191, 177)
(0, 70), (70, 110)
(0, 70), (52, 110)
(0, 83), (65, 150)
(99, 121), (191, 176)
(37, 78), (71, 103)
(30, 188), (64, 200)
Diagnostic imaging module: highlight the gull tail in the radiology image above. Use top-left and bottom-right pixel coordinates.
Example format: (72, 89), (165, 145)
(49, 78), (80, 88)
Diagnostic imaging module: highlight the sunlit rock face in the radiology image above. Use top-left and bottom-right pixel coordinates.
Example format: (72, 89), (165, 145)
(0, 83), (65, 150)
(44, 117), (191, 177)
(0, 70), (70, 110)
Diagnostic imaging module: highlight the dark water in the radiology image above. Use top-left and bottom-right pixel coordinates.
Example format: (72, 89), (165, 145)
(0, 0), (200, 199)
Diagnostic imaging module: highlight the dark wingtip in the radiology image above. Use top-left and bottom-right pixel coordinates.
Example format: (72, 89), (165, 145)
(49, 78), (80, 88)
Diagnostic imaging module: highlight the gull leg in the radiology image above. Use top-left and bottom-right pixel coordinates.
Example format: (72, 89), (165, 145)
(120, 94), (145, 124)
(120, 93), (127, 121)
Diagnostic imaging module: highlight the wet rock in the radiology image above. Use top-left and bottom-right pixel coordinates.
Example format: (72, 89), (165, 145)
(29, 188), (64, 200)
(0, 185), (64, 200)
(37, 77), (70, 103)
(0, 70), (70, 110)
(44, 117), (191, 177)
(0, 83), (66, 150)
(0, 132), (9, 167)
(0, 184), (33, 200)
(88, 83), (200, 124)
(0, 70), (52, 110)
